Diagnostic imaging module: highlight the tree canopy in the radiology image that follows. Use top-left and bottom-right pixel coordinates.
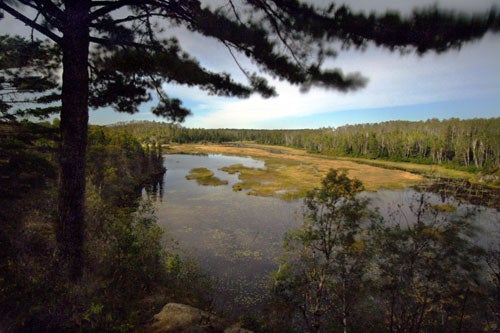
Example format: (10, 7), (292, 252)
(1, 0), (499, 280)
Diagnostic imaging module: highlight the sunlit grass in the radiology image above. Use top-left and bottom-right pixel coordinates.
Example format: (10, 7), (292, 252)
(338, 157), (476, 180)
(170, 143), (426, 200)
(185, 167), (228, 186)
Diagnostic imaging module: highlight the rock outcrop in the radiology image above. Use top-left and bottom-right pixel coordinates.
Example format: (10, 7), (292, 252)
(147, 303), (252, 333)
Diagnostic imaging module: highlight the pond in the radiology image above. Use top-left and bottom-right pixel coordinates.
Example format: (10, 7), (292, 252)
(152, 154), (302, 315)
(151, 153), (499, 317)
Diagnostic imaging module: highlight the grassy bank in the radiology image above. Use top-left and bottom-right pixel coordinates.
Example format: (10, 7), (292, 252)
(336, 156), (476, 180)
(167, 143), (424, 200)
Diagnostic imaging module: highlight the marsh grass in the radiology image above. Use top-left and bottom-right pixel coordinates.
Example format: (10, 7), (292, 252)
(186, 167), (228, 186)
(172, 143), (425, 199)
(219, 160), (313, 200)
(337, 157), (476, 180)
(220, 164), (244, 175)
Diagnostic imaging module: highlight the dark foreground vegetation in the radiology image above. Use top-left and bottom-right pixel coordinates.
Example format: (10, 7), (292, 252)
(114, 117), (500, 175)
(0, 121), (209, 332)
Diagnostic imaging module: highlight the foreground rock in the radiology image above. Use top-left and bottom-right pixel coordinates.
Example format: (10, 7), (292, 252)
(147, 303), (252, 333)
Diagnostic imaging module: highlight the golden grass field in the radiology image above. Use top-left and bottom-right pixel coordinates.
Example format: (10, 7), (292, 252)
(167, 143), (428, 200)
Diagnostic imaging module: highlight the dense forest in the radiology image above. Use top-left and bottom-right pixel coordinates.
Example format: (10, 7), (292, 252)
(0, 120), (208, 331)
(113, 117), (500, 172)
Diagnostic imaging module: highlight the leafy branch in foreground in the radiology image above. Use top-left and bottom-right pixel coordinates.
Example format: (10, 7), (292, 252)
(0, 35), (61, 121)
(271, 169), (376, 332)
(270, 170), (497, 332)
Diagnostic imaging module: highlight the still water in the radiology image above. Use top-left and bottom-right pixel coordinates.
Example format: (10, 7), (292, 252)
(152, 154), (302, 315)
(151, 154), (499, 316)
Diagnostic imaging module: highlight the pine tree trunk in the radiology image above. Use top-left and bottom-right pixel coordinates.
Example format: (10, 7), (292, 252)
(57, 0), (90, 281)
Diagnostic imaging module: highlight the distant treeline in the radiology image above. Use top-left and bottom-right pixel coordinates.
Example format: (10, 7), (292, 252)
(113, 117), (499, 172)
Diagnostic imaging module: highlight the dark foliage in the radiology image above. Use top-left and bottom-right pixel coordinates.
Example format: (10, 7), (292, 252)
(0, 123), (209, 332)
(0, 35), (61, 121)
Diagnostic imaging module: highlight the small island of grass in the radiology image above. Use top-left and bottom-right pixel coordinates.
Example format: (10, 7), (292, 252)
(186, 167), (228, 186)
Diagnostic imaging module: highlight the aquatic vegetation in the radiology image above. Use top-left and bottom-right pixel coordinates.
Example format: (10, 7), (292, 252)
(171, 144), (424, 199)
(160, 153), (499, 323)
(220, 164), (243, 174)
(185, 167), (228, 186)
(220, 161), (311, 200)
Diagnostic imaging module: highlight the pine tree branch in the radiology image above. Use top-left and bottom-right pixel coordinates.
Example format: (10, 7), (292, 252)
(227, 0), (242, 23)
(250, 0), (305, 68)
(221, 40), (251, 81)
(89, 35), (162, 50)
(18, 0), (64, 24)
(89, 11), (187, 28)
(89, 0), (143, 21)
(0, 1), (62, 43)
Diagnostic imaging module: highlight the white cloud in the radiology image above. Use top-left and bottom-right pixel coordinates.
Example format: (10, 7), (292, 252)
(158, 1), (500, 128)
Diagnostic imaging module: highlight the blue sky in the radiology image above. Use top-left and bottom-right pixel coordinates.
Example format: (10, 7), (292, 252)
(90, 27), (500, 129)
(2, 0), (499, 129)
(91, 0), (500, 129)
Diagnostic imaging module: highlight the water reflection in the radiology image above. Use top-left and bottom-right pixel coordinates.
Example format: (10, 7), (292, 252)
(154, 154), (300, 315)
(364, 189), (499, 246)
(143, 180), (164, 203)
(154, 154), (499, 317)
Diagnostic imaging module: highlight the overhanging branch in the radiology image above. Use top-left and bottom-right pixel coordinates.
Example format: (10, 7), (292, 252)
(89, 35), (157, 49)
(89, 0), (140, 21)
(0, 1), (62, 44)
